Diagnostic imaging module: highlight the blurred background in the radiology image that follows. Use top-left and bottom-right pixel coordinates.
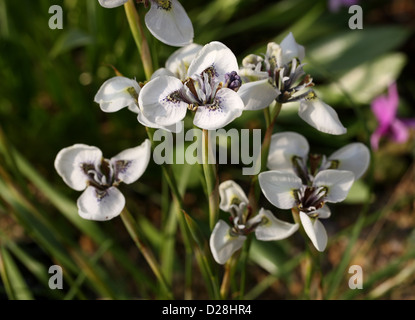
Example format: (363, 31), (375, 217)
(0, 0), (414, 300)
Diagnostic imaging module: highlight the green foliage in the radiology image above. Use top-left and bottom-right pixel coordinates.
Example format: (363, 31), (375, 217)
(0, 0), (414, 300)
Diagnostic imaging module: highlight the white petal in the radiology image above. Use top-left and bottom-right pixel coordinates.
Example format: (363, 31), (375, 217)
(313, 170), (355, 203)
(193, 88), (243, 130)
(150, 68), (176, 80)
(219, 180), (249, 212)
(137, 111), (183, 133)
(238, 80), (278, 111)
(165, 43), (203, 80)
(94, 77), (141, 113)
(77, 186), (125, 221)
(267, 131), (309, 171)
(209, 220), (246, 265)
(299, 211), (327, 252)
(98, 0), (128, 8)
(328, 143), (370, 180)
(145, 0), (193, 47)
(298, 97), (347, 135)
(110, 139), (151, 184)
(239, 68), (269, 83)
(254, 208), (299, 241)
(187, 41), (238, 79)
(266, 42), (282, 63)
(139, 75), (188, 126)
(54, 144), (102, 191)
(280, 32), (305, 65)
(258, 171), (302, 210)
(315, 205), (331, 219)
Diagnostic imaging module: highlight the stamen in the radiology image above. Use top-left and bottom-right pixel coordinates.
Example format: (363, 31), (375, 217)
(205, 98), (220, 111)
(166, 90), (183, 104)
(188, 103), (198, 111)
(156, 0), (172, 11)
(305, 90), (317, 101)
(297, 185), (327, 214)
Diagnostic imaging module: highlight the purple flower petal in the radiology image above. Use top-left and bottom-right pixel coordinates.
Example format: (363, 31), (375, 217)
(390, 119), (409, 143)
(371, 83), (399, 128)
(370, 128), (382, 150)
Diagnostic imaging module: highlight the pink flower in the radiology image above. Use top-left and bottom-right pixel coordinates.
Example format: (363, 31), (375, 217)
(371, 83), (415, 150)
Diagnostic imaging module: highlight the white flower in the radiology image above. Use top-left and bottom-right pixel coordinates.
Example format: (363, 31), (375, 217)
(94, 76), (181, 132)
(267, 131), (370, 180)
(98, 0), (193, 47)
(151, 43), (203, 81)
(209, 180), (298, 264)
(54, 140), (151, 221)
(264, 132), (369, 251)
(238, 32), (305, 111)
(239, 33), (346, 135)
(139, 41), (245, 130)
(259, 169), (355, 251)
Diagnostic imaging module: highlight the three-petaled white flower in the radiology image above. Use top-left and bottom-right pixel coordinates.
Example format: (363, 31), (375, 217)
(210, 180), (299, 264)
(259, 169), (354, 252)
(98, 0), (194, 47)
(54, 140), (151, 221)
(259, 132), (370, 252)
(139, 41), (245, 130)
(94, 76), (181, 132)
(238, 32), (347, 135)
(267, 131), (370, 180)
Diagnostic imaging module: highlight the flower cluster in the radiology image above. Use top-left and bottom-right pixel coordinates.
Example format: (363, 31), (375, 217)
(54, 1), (371, 271)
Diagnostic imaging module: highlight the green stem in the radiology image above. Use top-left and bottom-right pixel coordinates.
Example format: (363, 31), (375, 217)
(145, 127), (184, 208)
(120, 207), (173, 299)
(220, 254), (238, 299)
(124, 0), (153, 80)
(248, 103), (282, 212)
(238, 235), (252, 300)
(202, 129), (219, 230)
(263, 107), (271, 128)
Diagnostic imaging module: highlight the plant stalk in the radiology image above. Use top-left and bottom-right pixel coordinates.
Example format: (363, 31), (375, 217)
(124, 0), (153, 80)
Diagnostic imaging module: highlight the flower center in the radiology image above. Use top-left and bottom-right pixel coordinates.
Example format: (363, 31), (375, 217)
(82, 159), (116, 190)
(243, 44), (315, 103)
(291, 153), (328, 185)
(227, 201), (260, 236)
(166, 68), (241, 112)
(295, 186), (327, 215)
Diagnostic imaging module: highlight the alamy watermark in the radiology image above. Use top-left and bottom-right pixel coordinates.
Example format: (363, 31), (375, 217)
(349, 5), (363, 30)
(48, 265), (63, 290)
(48, 5), (63, 30)
(348, 265), (363, 289)
(152, 122), (262, 175)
